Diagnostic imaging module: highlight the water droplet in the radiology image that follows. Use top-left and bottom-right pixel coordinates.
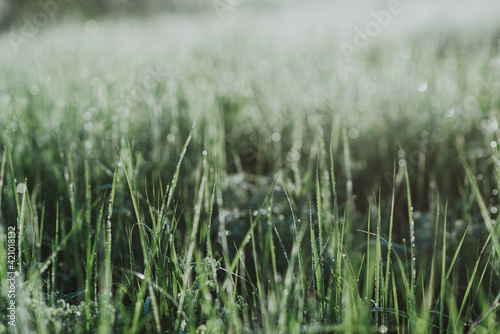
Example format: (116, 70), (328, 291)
(356, 160), (367, 170)
(84, 122), (94, 132)
(30, 85), (40, 96)
(291, 150), (301, 161)
(272, 132), (281, 142)
(202, 150), (208, 156)
(379, 325), (388, 333)
(167, 134), (175, 142)
(491, 141), (498, 148)
(418, 81), (428, 92)
(307, 115), (318, 125)
(16, 183), (26, 194)
(348, 128), (359, 139)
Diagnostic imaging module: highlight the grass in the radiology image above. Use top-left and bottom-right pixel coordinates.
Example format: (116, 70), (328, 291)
(0, 6), (500, 333)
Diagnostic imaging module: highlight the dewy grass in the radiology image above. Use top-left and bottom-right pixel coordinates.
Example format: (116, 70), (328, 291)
(1, 9), (500, 333)
(97, 163), (118, 334)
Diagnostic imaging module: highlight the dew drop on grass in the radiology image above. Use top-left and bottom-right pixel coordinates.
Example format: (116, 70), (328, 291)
(105, 130), (113, 140)
(272, 132), (281, 142)
(348, 128), (359, 139)
(356, 160), (367, 170)
(378, 325), (388, 333)
(202, 150), (208, 156)
(491, 141), (498, 148)
(30, 85), (40, 96)
(296, 151), (305, 162)
(418, 81), (428, 92)
(83, 111), (92, 121)
(84, 122), (94, 132)
(307, 115), (318, 126)
(16, 183), (26, 194)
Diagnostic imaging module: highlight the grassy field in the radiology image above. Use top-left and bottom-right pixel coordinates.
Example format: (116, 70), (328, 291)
(1, 2), (500, 332)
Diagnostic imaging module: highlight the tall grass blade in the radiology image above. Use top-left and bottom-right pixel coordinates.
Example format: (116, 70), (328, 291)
(98, 163), (118, 333)
(403, 160), (417, 331)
